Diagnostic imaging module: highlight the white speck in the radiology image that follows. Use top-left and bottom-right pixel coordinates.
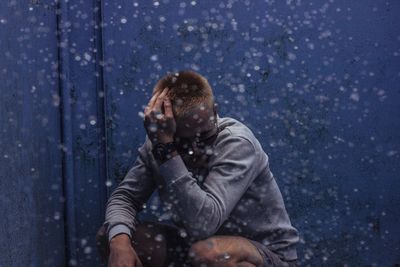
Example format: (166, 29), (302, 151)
(89, 118), (97, 125)
(223, 252), (231, 260)
(120, 17), (127, 24)
(0, 19), (7, 24)
(149, 123), (158, 132)
(84, 52), (91, 61)
(183, 44), (193, 52)
(150, 54), (158, 61)
(79, 124), (86, 130)
(81, 239), (88, 246)
(74, 55), (81, 61)
(178, 229), (187, 238)
(84, 246), (92, 254)
(154, 234), (164, 242)
(153, 1), (160, 7)
(350, 92), (360, 102)
(287, 52), (296, 60)
(238, 84), (245, 93)
(54, 212), (61, 220)
(105, 180), (113, 187)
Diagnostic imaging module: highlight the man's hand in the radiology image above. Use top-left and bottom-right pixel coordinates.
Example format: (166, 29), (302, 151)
(108, 234), (143, 267)
(144, 87), (176, 144)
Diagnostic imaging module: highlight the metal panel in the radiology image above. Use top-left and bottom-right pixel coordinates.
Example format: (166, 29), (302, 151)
(0, 0), (65, 266)
(56, 0), (108, 266)
(101, 0), (400, 266)
(1, 0), (108, 266)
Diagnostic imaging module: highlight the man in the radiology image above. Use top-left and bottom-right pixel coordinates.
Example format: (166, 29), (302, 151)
(96, 70), (299, 267)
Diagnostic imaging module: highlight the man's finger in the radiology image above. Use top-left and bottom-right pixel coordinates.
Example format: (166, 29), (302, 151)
(153, 87), (169, 112)
(164, 98), (174, 118)
(146, 89), (162, 111)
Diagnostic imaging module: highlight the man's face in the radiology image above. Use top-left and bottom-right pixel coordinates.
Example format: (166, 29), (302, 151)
(174, 104), (218, 168)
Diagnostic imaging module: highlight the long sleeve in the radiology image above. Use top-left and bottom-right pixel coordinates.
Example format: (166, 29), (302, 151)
(158, 132), (264, 240)
(104, 137), (155, 241)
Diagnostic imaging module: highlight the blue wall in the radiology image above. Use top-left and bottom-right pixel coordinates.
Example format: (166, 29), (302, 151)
(1, 0), (399, 266)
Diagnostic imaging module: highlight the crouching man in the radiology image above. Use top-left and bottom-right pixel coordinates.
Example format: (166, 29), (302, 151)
(96, 70), (299, 267)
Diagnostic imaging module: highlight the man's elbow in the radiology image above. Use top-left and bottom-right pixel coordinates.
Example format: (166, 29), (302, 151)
(183, 214), (223, 240)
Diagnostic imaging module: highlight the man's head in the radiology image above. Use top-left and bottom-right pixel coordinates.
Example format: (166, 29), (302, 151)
(152, 70), (218, 165)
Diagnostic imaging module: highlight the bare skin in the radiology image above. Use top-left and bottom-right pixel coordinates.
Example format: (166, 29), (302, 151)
(188, 235), (264, 267)
(108, 234), (143, 267)
(103, 88), (265, 266)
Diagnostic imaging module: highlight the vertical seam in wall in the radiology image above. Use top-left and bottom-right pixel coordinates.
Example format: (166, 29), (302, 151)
(55, 0), (78, 265)
(95, 0), (110, 211)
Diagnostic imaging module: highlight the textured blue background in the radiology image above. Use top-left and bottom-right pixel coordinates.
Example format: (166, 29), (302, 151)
(1, 0), (399, 266)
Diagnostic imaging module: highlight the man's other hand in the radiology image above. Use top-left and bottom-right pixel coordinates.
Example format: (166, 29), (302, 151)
(144, 87), (176, 144)
(108, 234), (143, 267)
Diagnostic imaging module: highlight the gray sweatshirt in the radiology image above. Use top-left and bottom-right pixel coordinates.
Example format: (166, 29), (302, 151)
(104, 116), (299, 261)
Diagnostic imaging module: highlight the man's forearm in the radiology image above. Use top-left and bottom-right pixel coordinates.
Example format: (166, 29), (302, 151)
(156, 135), (261, 240)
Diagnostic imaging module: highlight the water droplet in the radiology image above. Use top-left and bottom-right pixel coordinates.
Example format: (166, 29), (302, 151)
(178, 229), (187, 238)
(149, 123), (158, 132)
(54, 211), (61, 220)
(120, 17), (127, 24)
(154, 234), (164, 242)
(150, 54), (158, 61)
(223, 252), (231, 260)
(84, 53), (91, 61)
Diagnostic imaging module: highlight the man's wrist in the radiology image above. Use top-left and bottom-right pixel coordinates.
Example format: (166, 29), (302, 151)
(109, 233), (131, 246)
(157, 150), (178, 165)
(152, 141), (177, 164)
(108, 224), (132, 242)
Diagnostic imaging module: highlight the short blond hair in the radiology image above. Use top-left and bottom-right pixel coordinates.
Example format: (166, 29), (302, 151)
(152, 70), (214, 118)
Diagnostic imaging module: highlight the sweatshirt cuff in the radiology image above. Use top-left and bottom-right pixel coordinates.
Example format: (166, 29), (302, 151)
(158, 155), (189, 185)
(108, 224), (132, 242)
